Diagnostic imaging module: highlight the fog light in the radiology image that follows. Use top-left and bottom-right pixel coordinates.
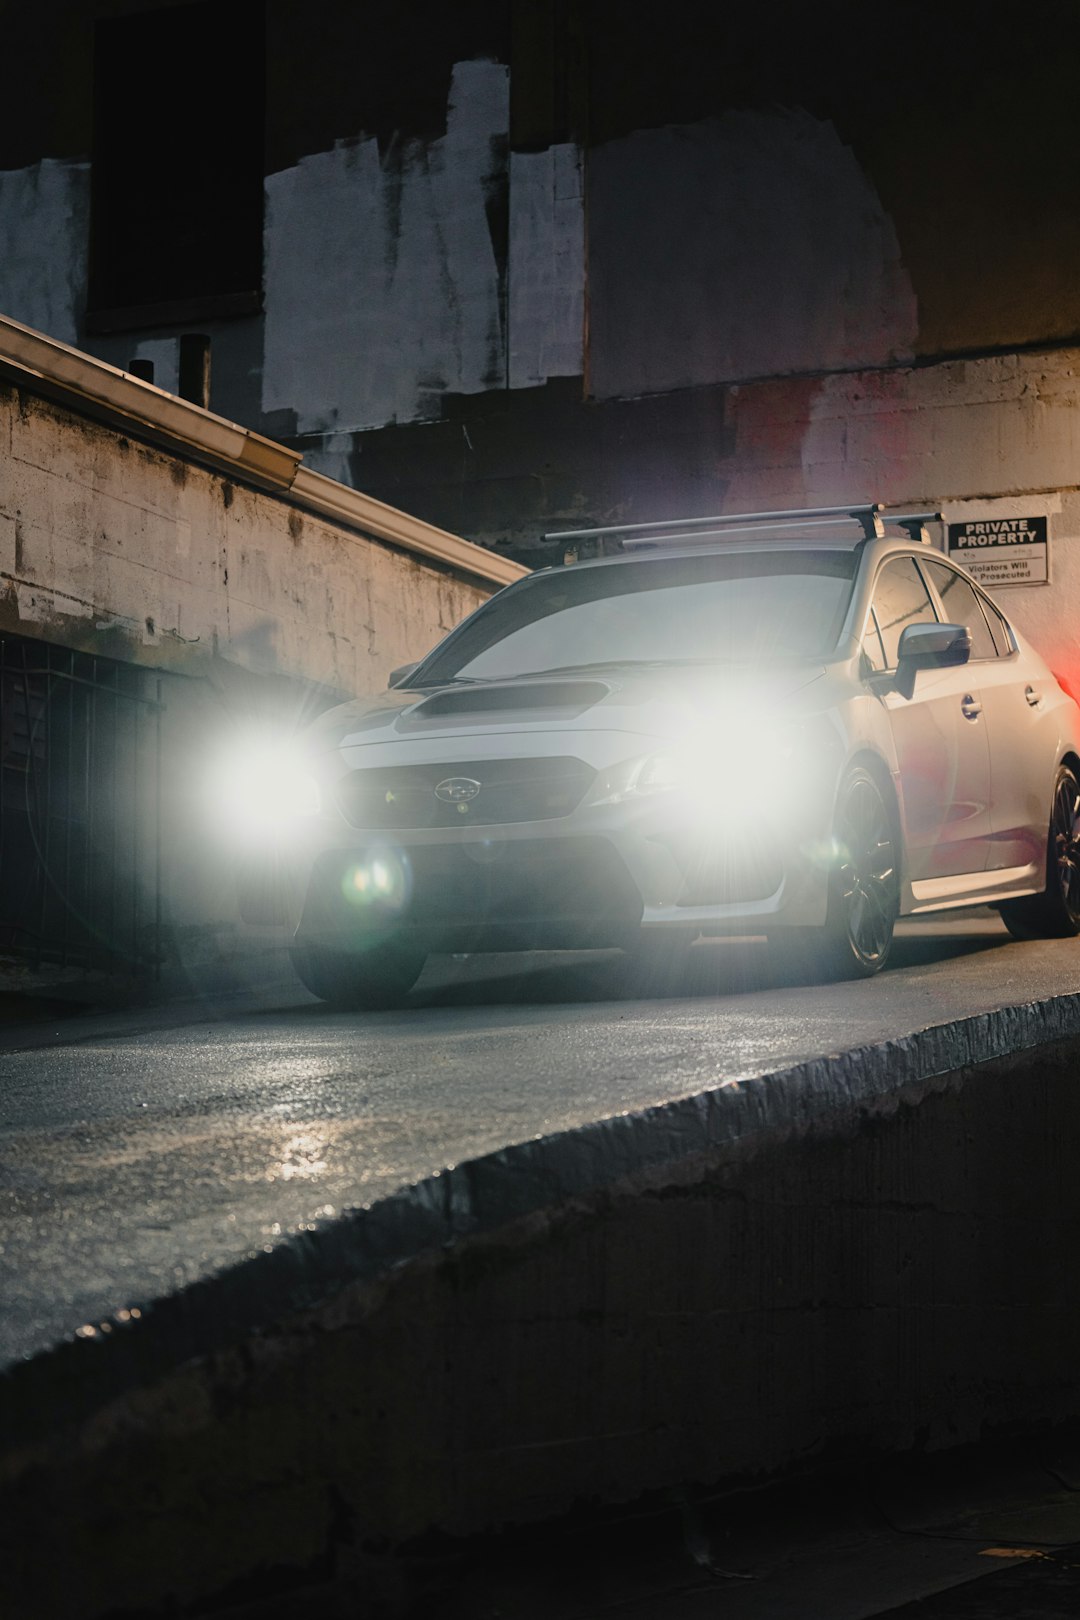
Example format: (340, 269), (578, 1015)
(341, 847), (412, 915)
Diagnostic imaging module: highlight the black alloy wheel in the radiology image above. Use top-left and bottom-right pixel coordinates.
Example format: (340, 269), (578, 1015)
(770, 766), (899, 981)
(999, 764), (1080, 941)
(832, 768), (900, 974)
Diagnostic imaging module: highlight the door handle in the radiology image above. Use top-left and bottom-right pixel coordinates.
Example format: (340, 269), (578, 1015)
(1025, 685), (1042, 707)
(961, 694), (982, 720)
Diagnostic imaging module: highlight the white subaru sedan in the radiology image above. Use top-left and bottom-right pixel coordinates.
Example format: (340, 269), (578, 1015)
(229, 505), (1080, 1004)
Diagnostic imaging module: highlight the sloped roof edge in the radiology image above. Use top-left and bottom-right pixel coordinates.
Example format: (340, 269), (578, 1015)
(0, 314), (526, 589)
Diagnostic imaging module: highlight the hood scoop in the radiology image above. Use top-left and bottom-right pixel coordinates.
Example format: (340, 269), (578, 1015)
(404, 680), (609, 723)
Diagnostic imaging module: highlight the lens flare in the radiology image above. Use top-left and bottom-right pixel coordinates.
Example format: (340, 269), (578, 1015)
(341, 846), (412, 915)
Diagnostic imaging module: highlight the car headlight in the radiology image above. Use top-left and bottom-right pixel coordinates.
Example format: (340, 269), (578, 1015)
(612, 725), (795, 831)
(209, 736), (322, 845)
(638, 727), (784, 792)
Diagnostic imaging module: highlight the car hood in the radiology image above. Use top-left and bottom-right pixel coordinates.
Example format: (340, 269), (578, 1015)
(307, 664), (831, 766)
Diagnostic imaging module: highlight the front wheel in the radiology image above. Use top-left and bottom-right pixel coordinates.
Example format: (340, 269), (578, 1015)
(290, 941), (426, 1008)
(999, 764), (1080, 941)
(769, 767), (900, 982)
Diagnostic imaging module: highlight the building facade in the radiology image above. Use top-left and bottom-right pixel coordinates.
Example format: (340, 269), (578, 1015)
(5, 2), (1080, 656)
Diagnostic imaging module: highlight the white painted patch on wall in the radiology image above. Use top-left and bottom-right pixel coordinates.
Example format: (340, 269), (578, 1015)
(302, 431), (357, 486)
(263, 60), (512, 434)
(588, 109), (918, 399)
(508, 144), (584, 389)
(129, 337), (180, 396)
(0, 159), (90, 345)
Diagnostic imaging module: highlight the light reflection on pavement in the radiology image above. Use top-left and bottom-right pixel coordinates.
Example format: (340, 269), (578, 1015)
(1, 913), (1077, 1368)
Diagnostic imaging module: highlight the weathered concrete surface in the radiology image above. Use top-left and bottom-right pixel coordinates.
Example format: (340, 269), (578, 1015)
(0, 381), (489, 694)
(0, 374), (501, 981)
(5, 926), (1080, 1615)
(588, 109), (918, 398)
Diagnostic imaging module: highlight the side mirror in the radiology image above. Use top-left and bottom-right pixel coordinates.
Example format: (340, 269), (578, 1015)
(897, 622), (971, 670)
(894, 622), (970, 698)
(388, 661), (420, 689)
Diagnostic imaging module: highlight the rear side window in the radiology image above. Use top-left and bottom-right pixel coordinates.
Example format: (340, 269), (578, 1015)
(869, 559), (938, 668)
(923, 561), (998, 660)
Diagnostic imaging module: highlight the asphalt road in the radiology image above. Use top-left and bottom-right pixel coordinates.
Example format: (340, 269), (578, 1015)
(2, 913), (1080, 1371)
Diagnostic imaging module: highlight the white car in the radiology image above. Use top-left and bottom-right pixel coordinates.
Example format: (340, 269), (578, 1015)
(227, 504), (1080, 1004)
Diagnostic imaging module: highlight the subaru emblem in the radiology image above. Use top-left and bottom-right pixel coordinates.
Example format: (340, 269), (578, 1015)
(435, 776), (482, 804)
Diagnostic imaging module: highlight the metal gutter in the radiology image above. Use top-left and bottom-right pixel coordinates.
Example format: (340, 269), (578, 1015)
(0, 314), (526, 589)
(288, 466), (527, 587)
(0, 314), (298, 489)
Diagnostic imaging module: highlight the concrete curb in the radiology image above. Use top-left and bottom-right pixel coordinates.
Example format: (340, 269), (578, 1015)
(3, 987), (1078, 1455)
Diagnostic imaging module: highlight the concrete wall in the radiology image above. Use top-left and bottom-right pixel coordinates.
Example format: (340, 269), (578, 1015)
(588, 109), (918, 398)
(0, 382), (486, 693)
(0, 378), (491, 964)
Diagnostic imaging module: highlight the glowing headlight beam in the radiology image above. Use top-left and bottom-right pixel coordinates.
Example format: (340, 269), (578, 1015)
(623, 725), (794, 831)
(207, 736), (322, 846)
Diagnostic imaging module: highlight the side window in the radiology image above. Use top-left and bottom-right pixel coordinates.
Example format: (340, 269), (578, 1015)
(870, 559), (938, 668)
(979, 594), (1015, 657)
(923, 561), (998, 660)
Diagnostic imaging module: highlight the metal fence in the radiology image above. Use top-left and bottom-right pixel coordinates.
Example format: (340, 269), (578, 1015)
(0, 632), (162, 976)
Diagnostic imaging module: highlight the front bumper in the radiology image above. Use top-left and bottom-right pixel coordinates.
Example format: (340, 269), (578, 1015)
(285, 794), (832, 954)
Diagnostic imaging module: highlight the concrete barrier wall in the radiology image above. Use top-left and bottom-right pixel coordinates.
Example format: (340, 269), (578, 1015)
(0, 380), (492, 696)
(6, 1005), (1080, 1616)
(0, 378), (499, 974)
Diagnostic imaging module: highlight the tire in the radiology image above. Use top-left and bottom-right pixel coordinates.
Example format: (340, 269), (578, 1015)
(999, 764), (1080, 941)
(769, 766), (900, 982)
(290, 941), (426, 1007)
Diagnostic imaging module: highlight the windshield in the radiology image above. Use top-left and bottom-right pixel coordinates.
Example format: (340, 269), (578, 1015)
(411, 549), (857, 685)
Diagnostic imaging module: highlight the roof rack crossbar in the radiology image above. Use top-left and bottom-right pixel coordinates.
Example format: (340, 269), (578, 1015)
(544, 504), (886, 544)
(544, 504), (943, 550)
(618, 517), (881, 549)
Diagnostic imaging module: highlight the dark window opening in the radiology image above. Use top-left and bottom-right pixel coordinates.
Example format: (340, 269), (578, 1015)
(88, 0), (266, 332)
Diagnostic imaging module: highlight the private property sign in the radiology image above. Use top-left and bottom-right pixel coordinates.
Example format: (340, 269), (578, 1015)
(947, 514), (1049, 586)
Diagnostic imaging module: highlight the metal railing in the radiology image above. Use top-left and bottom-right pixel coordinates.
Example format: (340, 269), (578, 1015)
(0, 633), (162, 977)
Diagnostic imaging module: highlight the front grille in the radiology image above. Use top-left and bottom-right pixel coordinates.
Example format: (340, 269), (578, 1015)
(336, 757), (596, 830)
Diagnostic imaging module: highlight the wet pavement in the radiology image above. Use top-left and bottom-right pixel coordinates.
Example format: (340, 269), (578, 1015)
(2, 913), (1080, 1369)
